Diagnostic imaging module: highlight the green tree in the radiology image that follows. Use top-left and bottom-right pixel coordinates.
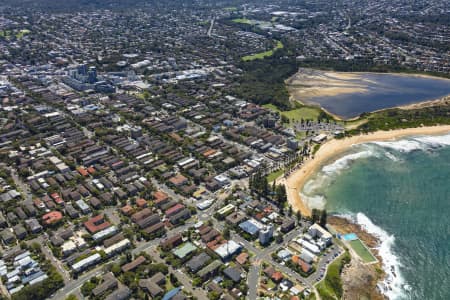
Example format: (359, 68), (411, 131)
(81, 281), (96, 296)
(311, 209), (320, 224)
(296, 210), (302, 223)
(319, 209), (327, 227)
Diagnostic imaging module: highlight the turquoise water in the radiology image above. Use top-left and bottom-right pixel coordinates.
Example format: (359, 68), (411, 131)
(301, 133), (450, 299)
(306, 73), (450, 119)
(342, 233), (358, 241)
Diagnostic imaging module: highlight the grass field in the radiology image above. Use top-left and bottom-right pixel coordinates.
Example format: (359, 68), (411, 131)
(0, 29), (30, 39)
(242, 41), (284, 61)
(316, 251), (351, 300)
(232, 18), (253, 24)
(266, 169), (284, 182)
(263, 103), (321, 123)
(349, 239), (377, 263)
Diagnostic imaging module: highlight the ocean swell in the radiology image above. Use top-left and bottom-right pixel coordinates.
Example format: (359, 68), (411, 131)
(300, 133), (450, 299)
(302, 133), (450, 209)
(302, 147), (382, 209)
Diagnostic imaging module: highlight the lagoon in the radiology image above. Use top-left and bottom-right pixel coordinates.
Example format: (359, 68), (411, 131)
(287, 70), (450, 119)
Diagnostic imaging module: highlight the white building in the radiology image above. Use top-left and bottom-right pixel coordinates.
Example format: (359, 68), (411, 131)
(308, 224), (332, 246)
(259, 225), (274, 245)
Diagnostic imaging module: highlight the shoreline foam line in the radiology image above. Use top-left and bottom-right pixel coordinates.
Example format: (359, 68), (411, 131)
(285, 125), (450, 216)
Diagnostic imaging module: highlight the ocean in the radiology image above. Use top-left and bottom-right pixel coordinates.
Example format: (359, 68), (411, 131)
(301, 133), (450, 299)
(305, 73), (450, 119)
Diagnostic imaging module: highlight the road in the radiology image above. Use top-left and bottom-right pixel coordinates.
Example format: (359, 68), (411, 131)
(233, 224), (343, 299)
(207, 16), (215, 37)
(148, 248), (208, 300)
(9, 167), (32, 202)
(50, 221), (194, 300)
(247, 264), (260, 300)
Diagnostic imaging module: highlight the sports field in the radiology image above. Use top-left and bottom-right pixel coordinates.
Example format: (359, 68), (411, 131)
(349, 239), (377, 263)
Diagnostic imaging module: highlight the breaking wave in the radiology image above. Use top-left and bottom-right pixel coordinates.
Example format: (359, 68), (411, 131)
(300, 133), (450, 298)
(322, 149), (378, 175)
(333, 212), (409, 299)
(355, 213), (409, 300)
(371, 132), (450, 153)
(413, 133), (450, 147)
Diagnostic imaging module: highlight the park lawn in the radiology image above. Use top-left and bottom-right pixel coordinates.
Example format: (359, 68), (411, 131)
(296, 131), (306, 140)
(242, 41), (284, 61)
(349, 239), (377, 263)
(0, 30), (11, 38)
(232, 18), (252, 24)
(16, 29), (30, 39)
(266, 169), (284, 182)
(266, 279), (277, 290)
(263, 103), (321, 122)
(316, 251), (351, 300)
(165, 276), (175, 291)
(283, 107), (321, 122)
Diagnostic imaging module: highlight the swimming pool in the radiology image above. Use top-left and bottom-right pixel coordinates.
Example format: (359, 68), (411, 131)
(342, 233), (358, 241)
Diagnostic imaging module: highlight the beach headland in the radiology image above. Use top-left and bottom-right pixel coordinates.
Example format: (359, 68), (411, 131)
(285, 125), (450, 216)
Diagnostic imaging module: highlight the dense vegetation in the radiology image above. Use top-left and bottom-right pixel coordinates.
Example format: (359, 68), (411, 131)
(346, 103), (450, 135)
(11, 266), (64, 300)
(316, 251), (351, 300)
(299, 58), (450, 79)
(234, 56), (298, 110)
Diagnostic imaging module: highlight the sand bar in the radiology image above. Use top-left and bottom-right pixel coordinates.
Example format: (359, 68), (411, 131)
(285, 125), (450, 216)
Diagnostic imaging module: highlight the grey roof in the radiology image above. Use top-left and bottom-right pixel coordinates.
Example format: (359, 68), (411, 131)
(186, 252), (211, 273)
(197, 260), (222, 278)
(105, 286), (131, 300)
(223, 266), (242, 283)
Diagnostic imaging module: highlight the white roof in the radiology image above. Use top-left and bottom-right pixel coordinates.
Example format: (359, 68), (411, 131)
(92, 226), (118, 241)
(214, 240), (242, 259)
(62, 241), (77, 252)
(71, 253), (101, 271)
(104, 238), (130, 255)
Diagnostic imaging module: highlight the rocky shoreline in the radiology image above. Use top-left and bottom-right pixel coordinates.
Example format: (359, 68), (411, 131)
(328, 216), (386, 300)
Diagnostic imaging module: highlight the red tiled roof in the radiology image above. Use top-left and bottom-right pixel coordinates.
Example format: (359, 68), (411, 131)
(77, 167), (89, 176)
(121, 205), (134, 215)
(271, 271), (283, 282)
(168, 174), (188, 186)
(153, 191), (169, 202)
(165, 203), (184, 216)
(84, 214), (110, 233)
(42, 211), (63, 225)
(136, 198), (147, 208)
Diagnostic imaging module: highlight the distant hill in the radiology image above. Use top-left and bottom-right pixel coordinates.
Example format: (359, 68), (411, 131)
(0, 0), (253, 13)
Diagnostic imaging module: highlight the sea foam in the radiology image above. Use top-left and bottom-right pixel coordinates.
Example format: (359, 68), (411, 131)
(371, 139), (425, 153)
(371, 132), (450, 153)
(413, 132), (450, 147)
(355, 213), (408, 300)
(333, 212), (409, 299)
(322, 150), (376, 175)
(302, 148), (380, 209)
(301, 133), (450, 299)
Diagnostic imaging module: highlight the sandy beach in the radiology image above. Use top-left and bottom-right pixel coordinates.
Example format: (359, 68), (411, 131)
(286, 68), (370, 100)
(286, 68), (450, 116)
(285, 125), (450, 216)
